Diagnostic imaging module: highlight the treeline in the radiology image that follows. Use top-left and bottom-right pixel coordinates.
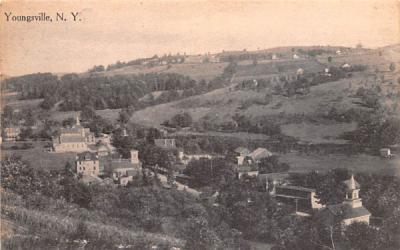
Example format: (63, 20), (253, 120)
(105, 54), (185, 71)
(5, 63), (236, 112)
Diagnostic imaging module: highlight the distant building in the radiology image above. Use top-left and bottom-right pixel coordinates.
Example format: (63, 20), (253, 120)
(272, 54), (278, 60)
(236, 165), (259, 179)
(76, 151), (99, 176)
(234, 147), (251, 165)
(323, 175), (371, 226)
(274, 185), (324, 212)
(154, 138), (176, 149)
(52, 116), (95, 153)
(379, 148), (393, 158)
(293, 54), (300, 59)
(100, 150), (142, 186)
(341, 63), (351, 70)
(296, 68), (304, 75)
(245, 147), (273, 164)
(178, 151), (212, 165)
(3, 127), (21, 141)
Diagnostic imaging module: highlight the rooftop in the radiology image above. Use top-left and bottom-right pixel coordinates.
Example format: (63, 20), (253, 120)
(234, 147), (251, 155)
(77, 151), (98, 161)
(276, 185), (316, 193)
(327, 203), (371, 220)
(247, 147), (273, 161)
(343, 175), (360, 190)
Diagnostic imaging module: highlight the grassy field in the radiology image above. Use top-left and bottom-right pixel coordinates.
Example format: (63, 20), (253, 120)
(130, 73), (371, 143)
(236, 58), (324, 77)
(280, 152), (400, 176)
(93, 62), (228, 81)
(1, 141), (76, 170)
(49, 108), (121, 123)
(281, 122), (357, 144)
(165, 62), (228, 81)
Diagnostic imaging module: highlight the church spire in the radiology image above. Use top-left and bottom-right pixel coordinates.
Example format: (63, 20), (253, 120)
(348, 174), (356, 190)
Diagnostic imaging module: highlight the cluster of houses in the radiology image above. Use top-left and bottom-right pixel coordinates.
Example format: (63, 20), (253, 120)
(233, 146), (371, 227)
(50, 116), (141, 186)
(1, 115), (373, 227)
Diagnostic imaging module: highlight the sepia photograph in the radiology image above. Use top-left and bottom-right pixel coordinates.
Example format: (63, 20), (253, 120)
(0, 0), (399, 249)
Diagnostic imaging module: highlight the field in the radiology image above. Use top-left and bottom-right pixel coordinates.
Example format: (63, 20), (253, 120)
(1, 141), (76, 170)
(280, 152), (400, 176)
(130, 72), (372, 143)
(235, 58), (324, 78)
(281, 122), (357, 144)
(93, 61), (228, 81)
(49, 108), (121, 123)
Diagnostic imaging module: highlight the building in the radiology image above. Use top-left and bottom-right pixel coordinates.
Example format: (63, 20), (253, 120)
(234, 147), (251, 165)
(296, 68), (305, 76)
(154, 138), (176, 149)
(324, 175), (371, 226)
(76, 151), (100, 176)
(293, 54), (300, 59)
(245, 147), (273, 164)
(178, 151), (212, 165)
(274, 185), (324, 212)
(341, 63), (351, 69)
(379, 148), (393, 158)
(52, 116), (96, 153)
(236, 165), (259, 179)
(3, 127), (21, 141)
(101, 150), (142, 186)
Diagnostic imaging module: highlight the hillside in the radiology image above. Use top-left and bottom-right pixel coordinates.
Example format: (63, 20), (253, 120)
(130, 45), (400, 144)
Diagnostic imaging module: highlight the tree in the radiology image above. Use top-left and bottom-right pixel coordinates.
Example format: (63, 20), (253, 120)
(170, 112), (193, 128)
(140, 145), (174, 172)
(2, 105), (14, 126)
(118, 110), (130, 124)
(343, 222), (382, 250)
(19, 127), (33, 140)
(258, 156), (290, 174)
(389, 62), (396, 72)
(328, 56), (333, 63)
(62, 117), (76, 127)
(184, 158), (235, 188)
(80, 105), (97, 121)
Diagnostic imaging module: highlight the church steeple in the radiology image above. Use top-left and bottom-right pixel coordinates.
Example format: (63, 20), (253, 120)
(343, 174), (363, 208)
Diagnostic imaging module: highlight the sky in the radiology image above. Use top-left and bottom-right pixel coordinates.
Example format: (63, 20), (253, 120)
(1, 0), (399, 76)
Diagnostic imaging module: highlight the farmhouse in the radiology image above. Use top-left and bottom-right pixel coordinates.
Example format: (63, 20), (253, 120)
(323, 175), (371, 226)
(76, 151), (99, 176)
(235, 147), (273, 165)
(52, 116), (95, 153)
